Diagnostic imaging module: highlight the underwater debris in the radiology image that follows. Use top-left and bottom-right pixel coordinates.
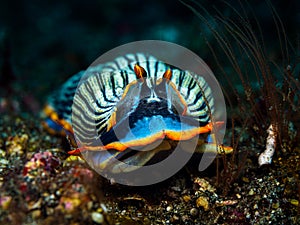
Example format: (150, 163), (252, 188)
(22, 151), (61, 179)
(195, 196), (209, 211)
(258, 124), (277, 166)
(5, 134), (28, 156)
(0, 195), (12, 210)
(91, 211), (104, 224)
(194, 177), (216, 193)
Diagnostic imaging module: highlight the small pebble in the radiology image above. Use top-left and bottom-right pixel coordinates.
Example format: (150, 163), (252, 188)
(55, 190), (61, 196)
(181, 215), (190, 222)
(182, 195), (191, 202)
(248, 189), (255, 195)
(272, 202), (279, 209)
(171, 214), (180, 222)
(32, 210), (41, 219)
(171, 186), (181, 192)
(27, 199), (42, 210)
(0, 159), (8, 166)
(91, 212), (104, 224)
(166, 205), (173, 212)
(245, 212), (251, 219)
(290, 199), (299, 206)
(0, 196), (12, 210)
(87, 201), (93, 210)
(0, 149), (6, 157)
(46, 207), (54, 215)
(190, 207), (198, 216)
(242, 177), (249, 183)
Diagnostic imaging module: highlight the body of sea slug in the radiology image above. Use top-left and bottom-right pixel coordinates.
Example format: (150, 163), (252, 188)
(42, 53), (232, 174)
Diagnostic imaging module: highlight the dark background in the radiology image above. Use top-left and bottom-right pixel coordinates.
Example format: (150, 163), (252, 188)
(0, 0), (299, 112)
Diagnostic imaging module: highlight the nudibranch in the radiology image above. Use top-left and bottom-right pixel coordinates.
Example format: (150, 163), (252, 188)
(42, 53), (232, 174)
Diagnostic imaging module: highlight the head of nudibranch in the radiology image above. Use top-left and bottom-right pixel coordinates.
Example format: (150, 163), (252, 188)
(42, 53), (233, 176)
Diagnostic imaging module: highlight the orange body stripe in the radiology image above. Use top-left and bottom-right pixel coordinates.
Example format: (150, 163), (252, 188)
(107, 110), (117, 131)
(73, 122), (224, 153)
(120, 80), (138, 101)
(42, 105), (74, 135)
